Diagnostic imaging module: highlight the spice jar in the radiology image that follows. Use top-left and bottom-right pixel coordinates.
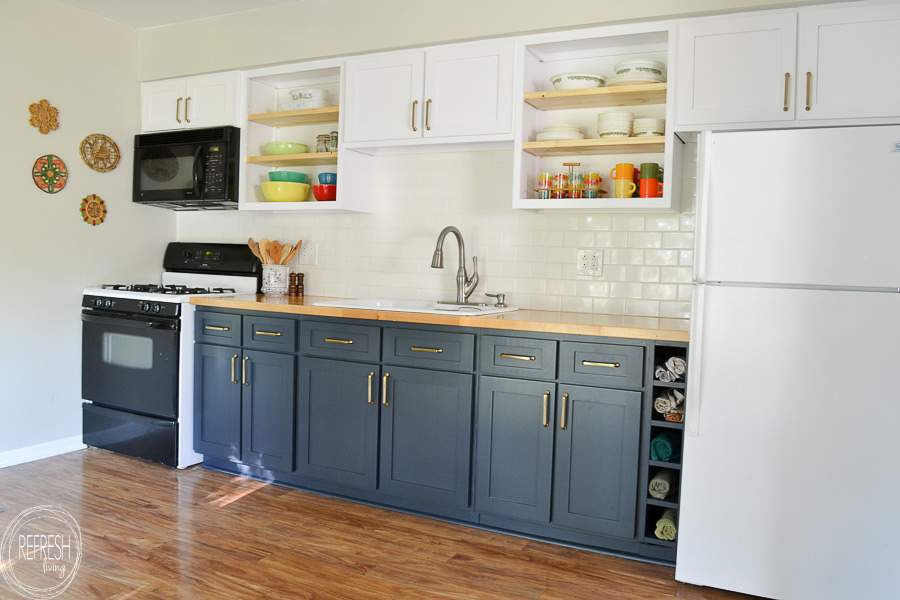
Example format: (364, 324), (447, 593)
(315, 134), (330, 153)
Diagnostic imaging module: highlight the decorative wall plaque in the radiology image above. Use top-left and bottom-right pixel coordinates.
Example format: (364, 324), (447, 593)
(32, 154), (68, 193)
(79, 133), (120, 172)
(80, 194), (107, 226)
(28, 99), (59, 134)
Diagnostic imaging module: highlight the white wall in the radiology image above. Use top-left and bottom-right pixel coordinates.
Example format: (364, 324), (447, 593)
(0, 0), (175, 460)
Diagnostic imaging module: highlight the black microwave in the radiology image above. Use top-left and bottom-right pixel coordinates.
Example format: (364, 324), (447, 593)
(133, 126), (240, 210)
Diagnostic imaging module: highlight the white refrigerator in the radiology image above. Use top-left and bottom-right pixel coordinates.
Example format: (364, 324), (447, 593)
(676, 126), (900, 600)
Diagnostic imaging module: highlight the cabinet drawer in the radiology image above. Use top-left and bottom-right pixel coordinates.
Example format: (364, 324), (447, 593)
(195, 312), (241, 345)
(480, 335), (557, 380)
(242, 315), (296, 352)
(383, 328), (475, 372)
(300, 320), (380, 361)
(559, 341), (644, 389)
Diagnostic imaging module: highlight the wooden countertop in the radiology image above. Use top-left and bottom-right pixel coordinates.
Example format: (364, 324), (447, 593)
(191, 295), (690, 342)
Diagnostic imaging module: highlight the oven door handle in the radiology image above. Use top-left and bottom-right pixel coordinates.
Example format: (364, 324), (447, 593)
(81, 311), (178, 331)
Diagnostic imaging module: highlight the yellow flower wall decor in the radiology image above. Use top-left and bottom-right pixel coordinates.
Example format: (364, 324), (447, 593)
(29, 99), (59, 134)
(80, 194), (107, 226)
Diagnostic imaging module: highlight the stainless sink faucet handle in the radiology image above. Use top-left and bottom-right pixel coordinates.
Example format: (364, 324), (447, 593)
(431, 226), (479, 304)
(484, 292), (506, 308)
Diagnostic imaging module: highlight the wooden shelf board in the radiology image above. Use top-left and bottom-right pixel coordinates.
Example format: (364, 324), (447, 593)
(247, 152), (338, 167)
(524, 83), (667, 111)
(248, 106), (339, 127)
(523, 136), (664, 157)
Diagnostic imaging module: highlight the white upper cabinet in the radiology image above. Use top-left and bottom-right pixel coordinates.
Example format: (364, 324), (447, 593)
(141, 72), (239, 132)
(675, 1), (900, 128)
(342, 40), (515, 146)
(797, 2), (900, 121)
(674, 13), (796, 126)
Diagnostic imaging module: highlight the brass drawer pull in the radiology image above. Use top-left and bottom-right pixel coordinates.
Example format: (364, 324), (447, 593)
(367, 371), (376, 405)
(325, 338), (354, 344)
(230, 354), (239, 384)
(805, 71), (812, 111)
(783, 72), (790, 112)
(242, 356), (250, 386)
(411, 99), (418, 132)
(560, 392), (569, 430)
(382, 372), (390, 406)
(184, 96), (191, 123)
(411, 346), (443, 353)
(542, 390), (550, 428)
(425, 98), (432, 131)
(176, 96), (183, 123)
(256, 330), (282, 337)
(204, 325), (230, 331)
(582, 360), (620, 368)
(500, 353), (535, 361)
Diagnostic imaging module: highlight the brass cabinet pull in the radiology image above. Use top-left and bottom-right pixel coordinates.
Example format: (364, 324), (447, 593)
(382, 372), (390, 406)
(500, 353), (535, 361)
(184, 96), (191, 123)
(325, 337), (354, 344)
(542, 390), (550, 428)
(256, 330), (282, 337)
(560, 392), (569, 430)
(367, 371), (376, 405)
(176, 96), (183, 123)
(230, 354), (239, 384)
(425, 98), (432, 131)
(205, 325), (230, 331)
(805, 72), (812, 111)
(783, 72), (790, 112)
(411, 99), (418, 132)
(242, 356), (250, 386)
(411, 346), (443, 353)
(582, 360), (620, 368)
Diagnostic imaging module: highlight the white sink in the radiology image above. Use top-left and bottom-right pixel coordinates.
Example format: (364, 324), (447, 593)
(312, 298), (517, 316)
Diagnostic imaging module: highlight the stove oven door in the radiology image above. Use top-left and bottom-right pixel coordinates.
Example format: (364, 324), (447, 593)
(81, 310), (179, 419)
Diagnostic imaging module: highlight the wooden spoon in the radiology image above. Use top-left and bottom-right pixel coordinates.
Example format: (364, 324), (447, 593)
(280, 243), (293, 265)
(282, 240), (302, 265)
(258, 238), (271, 264)
(247, 237), (263, 262)
(269, 240), (283, 265)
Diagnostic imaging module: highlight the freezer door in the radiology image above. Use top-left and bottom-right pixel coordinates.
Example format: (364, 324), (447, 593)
(677, 284), (900, 600)
(697, 125), (900, 289)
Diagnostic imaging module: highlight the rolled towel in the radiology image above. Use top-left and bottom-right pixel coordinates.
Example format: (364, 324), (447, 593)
(655, 508), (678, 541)
(648, 469), (677, 500)
(650, 431), (680, 462)
(664, 409), (685, 423)
(653, 389), (685, 414)
(654, 366), (675, 382)
(665, 356), (687, 379)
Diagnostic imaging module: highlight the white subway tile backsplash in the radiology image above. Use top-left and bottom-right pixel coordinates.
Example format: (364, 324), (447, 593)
(178, 149), (697, 319)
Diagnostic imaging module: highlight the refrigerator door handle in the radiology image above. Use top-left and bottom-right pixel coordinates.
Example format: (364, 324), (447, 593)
(692, 131), (714, 285)
(685, 284), (706, 437)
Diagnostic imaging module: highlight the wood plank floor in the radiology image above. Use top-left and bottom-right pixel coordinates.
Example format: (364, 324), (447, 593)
(0, 449), (761, 599)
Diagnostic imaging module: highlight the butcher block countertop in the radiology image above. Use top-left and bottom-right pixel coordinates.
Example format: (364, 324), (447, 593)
(192, 295), (690, 342)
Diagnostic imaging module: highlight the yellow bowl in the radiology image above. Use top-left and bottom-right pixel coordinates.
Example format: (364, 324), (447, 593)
(261, 181), (310, 202)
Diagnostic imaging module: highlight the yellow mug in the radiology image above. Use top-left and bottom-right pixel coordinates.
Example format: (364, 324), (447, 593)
(610, 163), (635, 180)
(614, 179), (637, 198)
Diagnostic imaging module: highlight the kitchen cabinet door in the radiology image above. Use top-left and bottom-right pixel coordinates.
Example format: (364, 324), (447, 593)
(342, 51), (425, 143)
(552, 384), (641, 538)
(474, 377), (556, 523)
(422, 40), (514, 138)
(141, 72), (238, 132)
(797, 2), (900, 120)
(296, 357), (380, 489)
(674, 12), (797, 126)
(379, 366), (473, 509)
(240, 349), (296, 472)
(194, 343), (242, 462)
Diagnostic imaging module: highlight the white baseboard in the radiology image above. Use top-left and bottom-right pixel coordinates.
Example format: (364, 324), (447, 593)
(0, 436), (86, 469)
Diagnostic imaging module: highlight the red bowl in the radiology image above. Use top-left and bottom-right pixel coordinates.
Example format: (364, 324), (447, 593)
(312, 184), (336, 201)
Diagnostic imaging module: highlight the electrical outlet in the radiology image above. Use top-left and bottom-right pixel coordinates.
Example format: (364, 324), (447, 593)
(576, 249), (603, 277)
(295, 242), (318, 265)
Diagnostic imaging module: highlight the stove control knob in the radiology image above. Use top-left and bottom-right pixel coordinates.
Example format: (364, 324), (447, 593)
(94, 298), (103, 308)
(104, 299), (115, 309)
(152, 304), (162, 314)
(140, 302), (150, 313)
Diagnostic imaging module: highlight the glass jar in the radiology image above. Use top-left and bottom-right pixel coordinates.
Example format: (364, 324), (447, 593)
(328, 131), (339, 152)
(315, 134), (330, 153)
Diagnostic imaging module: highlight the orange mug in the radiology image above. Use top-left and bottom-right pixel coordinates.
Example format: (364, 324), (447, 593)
(639, 178), (664, 198)
(614, 179), (637, 198)
(610, 163), (635, 180)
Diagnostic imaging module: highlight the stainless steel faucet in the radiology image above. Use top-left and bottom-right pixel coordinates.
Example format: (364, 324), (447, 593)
(431, 226), (479, 304)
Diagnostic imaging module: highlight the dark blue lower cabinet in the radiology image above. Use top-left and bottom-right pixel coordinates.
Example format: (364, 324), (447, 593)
(475, 376), (556, 522)
(194, 343), (242, 462)
(552, 384), (641, 538)
(379, 366), (473, 509)
(296, 357), (380, 489)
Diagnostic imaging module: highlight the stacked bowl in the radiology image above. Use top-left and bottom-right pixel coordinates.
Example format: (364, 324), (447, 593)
(312, 172), (337, 201)
(606, 59), (666, 86)
(632, 118), (666, 137)
(262, 171), (310, 202)
(548, 72), (605, 90)
(536, 124), (584, 142)
(597, 112), (633, 138)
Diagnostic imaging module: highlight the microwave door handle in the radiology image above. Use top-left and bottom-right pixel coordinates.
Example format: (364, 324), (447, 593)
(192, 145), (205, 198)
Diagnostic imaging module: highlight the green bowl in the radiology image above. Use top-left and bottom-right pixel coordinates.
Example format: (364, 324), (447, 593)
(265, 141), (308, 155)
(268, 171), (308, 184)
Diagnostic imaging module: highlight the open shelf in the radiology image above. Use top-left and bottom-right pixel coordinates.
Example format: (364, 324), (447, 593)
(524, 82), (668, 111)
(523, 136), (665, 157)
(248, 106), (339, 127)
(247, 152), (338, 167)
